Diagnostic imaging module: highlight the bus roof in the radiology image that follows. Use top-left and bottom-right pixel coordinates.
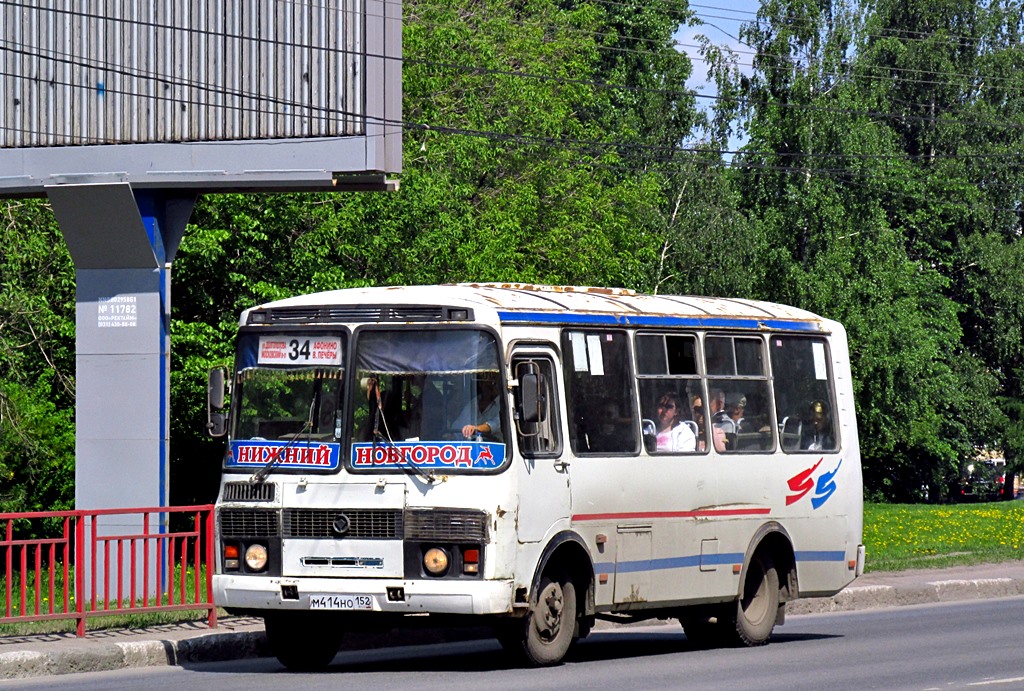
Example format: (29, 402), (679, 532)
(244, 284), (831, 332)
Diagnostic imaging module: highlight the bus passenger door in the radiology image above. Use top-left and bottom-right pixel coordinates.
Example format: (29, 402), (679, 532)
(511, 350), (570, 543)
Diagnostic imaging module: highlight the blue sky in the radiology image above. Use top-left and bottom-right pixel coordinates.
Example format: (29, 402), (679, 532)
(674, 1), (762, 151)
(676, 1), (760, 92)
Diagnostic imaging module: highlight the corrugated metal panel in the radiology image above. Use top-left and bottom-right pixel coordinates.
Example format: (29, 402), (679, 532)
(0, 0), (366, 148)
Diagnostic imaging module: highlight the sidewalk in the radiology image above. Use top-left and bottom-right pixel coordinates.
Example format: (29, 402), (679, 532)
(2, 561), (1023, 679)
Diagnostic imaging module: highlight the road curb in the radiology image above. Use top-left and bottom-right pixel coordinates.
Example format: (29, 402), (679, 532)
(787, 577), (1024, 615)
(0, 631), (270, 680)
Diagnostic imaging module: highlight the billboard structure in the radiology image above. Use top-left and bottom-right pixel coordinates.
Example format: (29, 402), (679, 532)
(1, 0), (400, 191)
(0, 0), (401, 594)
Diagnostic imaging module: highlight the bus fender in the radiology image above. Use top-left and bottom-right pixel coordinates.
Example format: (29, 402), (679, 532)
(528, 530), (596, 617)
(738, 521), (798, 603)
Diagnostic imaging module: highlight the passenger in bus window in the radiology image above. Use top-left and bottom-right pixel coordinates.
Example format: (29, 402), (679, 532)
(725, 393), (746, 425)
(800, 400), (835, 451)
(690, 395), (707, 450)
(653, 392), (696, 452)
(709, 388), (727, 424)
(690, 394), (725, 452)
(713, 391), (744, 433)
(457, 376), (502, 441)
(736, 390), (774, 450)
(357, 376), (383, 441)
(709, 387), (736, 449)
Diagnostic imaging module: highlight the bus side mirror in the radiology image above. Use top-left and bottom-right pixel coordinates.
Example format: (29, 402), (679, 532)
(207, 367), (228, 437)
(515, 363), (541, 425)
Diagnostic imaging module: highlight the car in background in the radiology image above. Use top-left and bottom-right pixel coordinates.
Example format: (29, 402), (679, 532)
(953, 458), (1005, 502)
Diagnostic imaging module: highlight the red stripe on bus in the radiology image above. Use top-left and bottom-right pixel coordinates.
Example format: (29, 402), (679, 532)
(572, 508), (771, 521)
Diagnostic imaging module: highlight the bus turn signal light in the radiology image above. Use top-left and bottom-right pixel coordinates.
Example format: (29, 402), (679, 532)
(463, 548), (480, 574)
(224, 544), (240, 570)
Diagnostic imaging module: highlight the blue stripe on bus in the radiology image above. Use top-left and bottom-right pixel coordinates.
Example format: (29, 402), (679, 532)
(594, 551), (845, 575)
(496, 311), (822, 332)
(793, 550), (847, 562)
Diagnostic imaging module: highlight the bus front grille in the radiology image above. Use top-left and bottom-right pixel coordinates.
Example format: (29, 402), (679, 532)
(222, 482), (276, 502)
(405, 509), (488, 541)
(219, 507), (488, 542)
(283, 509), (403, 539)
(219, 508), (280, 538)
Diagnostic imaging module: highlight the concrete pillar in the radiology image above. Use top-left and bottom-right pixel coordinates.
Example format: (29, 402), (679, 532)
(46, 183), (195, 599)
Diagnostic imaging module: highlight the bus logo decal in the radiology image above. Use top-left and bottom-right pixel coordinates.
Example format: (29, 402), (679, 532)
(812, 460), (842, 509)
(786, 458), (842, 509)
(351, 442), (505, 470)
(786, 459), (821, 505)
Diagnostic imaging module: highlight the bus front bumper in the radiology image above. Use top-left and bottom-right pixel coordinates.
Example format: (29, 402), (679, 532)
(214, 574), (517, 616)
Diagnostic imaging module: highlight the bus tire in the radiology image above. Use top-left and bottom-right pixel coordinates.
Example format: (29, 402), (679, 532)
(265, 612), (343, 672)
(501, 568), (577, 666)
(726, 552), (780, 647)
(527, 569), (577, 665)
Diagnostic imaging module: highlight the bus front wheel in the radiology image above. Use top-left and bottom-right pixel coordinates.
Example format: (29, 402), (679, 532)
(499, 568), (577, 666)
(265, 612), (344, 671)
(726, 552), (780, 647)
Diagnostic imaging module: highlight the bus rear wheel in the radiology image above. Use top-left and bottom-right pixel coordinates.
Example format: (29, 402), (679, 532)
(265, 612), (344, 672)
(499, 569), (577, 666)
(724, 552), (780, 647)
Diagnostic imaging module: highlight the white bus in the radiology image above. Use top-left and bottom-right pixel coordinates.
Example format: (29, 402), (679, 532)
(207, 284), (864, 670)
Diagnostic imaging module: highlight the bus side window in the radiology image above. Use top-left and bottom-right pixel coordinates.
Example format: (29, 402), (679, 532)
(769, 336), (839, 453)
(635, 332), (703, 454)
(561, 330), (638, 455)
(706, 335), (775, 453)
(512, 357), (561, 457)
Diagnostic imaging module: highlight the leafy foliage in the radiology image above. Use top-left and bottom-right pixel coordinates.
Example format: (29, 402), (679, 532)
(0, 200), (76, 514)
(0, 0), (1022, 508)
(723, 0), (1023, 500)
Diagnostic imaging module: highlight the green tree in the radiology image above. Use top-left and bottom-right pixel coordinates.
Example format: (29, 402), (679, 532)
(721, 0), (1002, 499)
(0, 199), (76, 515)
(856, 0), (1024, 494)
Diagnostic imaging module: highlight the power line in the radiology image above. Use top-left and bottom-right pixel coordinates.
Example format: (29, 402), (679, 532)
(3, 0), (1024, 122)
(3, 43), (1024, 174)
(1, 1), (1023, 176)
(2, 0), (1019, 94)
(408, 51), (1024, 137)
(8, 30), (1023, 144)
(404, 0), (1024, 93)
(686, 0), (1024, 55)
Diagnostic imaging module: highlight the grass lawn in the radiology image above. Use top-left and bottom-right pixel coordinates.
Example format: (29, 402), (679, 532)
(865, 500), (1024, 572)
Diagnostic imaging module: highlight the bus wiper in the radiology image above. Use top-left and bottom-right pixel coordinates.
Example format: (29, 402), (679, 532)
(369, 379), (434, 484)
(373, 431), (435, 484)
(251, 401), (314, 484)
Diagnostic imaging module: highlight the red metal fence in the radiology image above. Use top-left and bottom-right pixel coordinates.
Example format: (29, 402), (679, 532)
(0, 505), (216, 636)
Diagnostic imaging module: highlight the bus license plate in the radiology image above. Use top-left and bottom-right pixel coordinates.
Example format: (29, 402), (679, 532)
(309, 594), (374, 610)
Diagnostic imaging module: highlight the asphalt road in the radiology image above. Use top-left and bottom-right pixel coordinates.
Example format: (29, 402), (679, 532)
(4, 596), (1023, 691)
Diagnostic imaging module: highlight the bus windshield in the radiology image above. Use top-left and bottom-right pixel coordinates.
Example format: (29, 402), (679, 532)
(234, 366), (345, 441)
(350, 329), (505, 446)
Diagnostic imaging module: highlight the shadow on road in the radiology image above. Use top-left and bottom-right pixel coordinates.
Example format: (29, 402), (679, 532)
(185, 627), (840, 676)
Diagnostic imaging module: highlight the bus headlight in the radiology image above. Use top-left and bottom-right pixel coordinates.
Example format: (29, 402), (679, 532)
(423, 547), (449, 576)
(245, 543), (269, 572)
